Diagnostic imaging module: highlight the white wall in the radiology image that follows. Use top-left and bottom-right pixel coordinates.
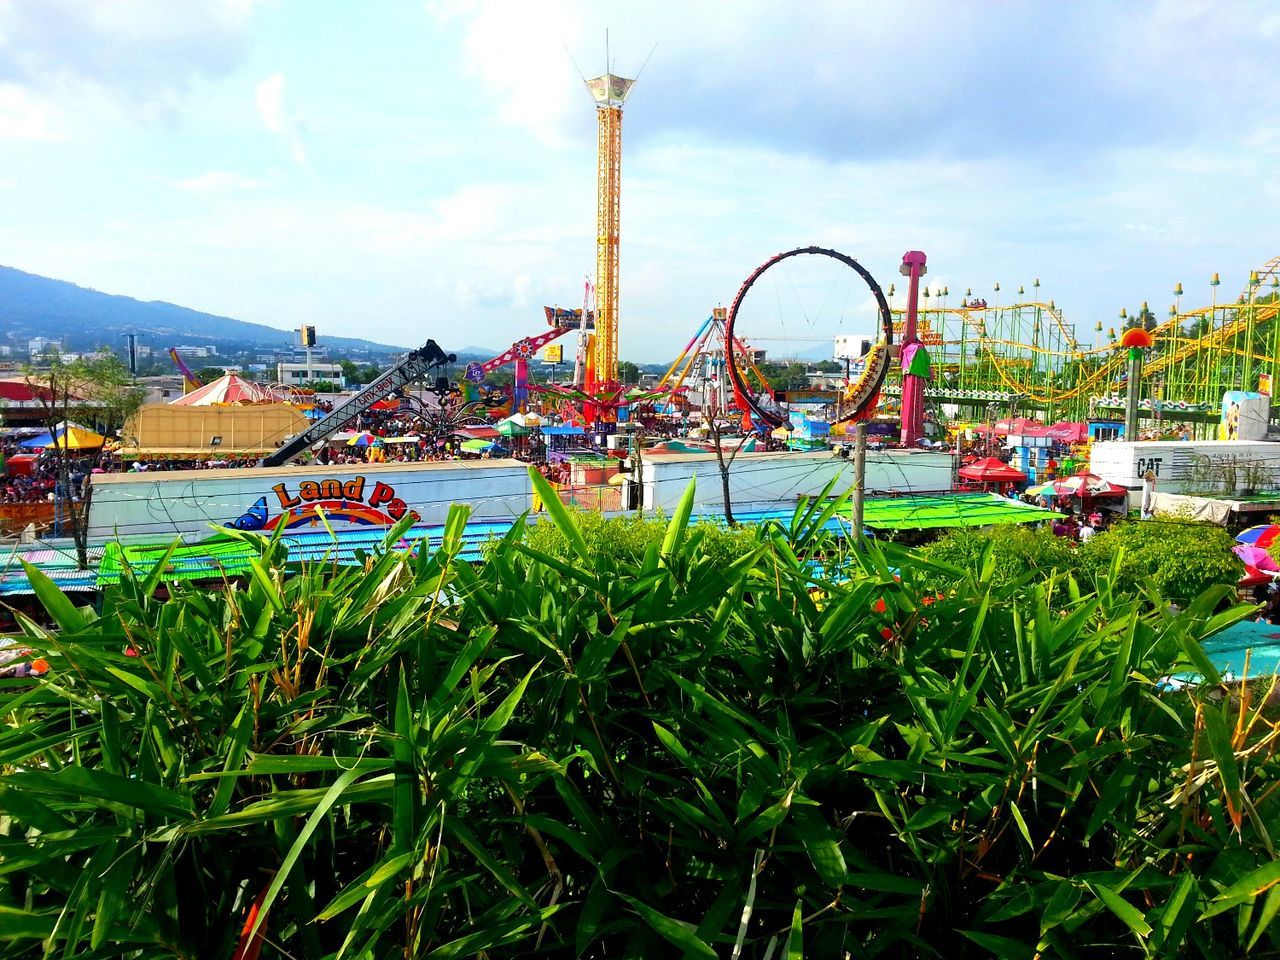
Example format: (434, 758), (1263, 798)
(640, 450), (954, 514)
(1089, 439), (1280, 494)
(88, 460), (533, 540)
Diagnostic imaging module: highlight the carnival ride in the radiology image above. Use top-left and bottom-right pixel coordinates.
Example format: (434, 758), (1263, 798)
(724, 246), (895, 431)
(656, 307), (774, 418)
(463, 326), (572, 413)
(167, 347), (203, 393)
(876, 256), (1280, 429)
(585, 70), (632, 401)
(263, 341), (456, 467)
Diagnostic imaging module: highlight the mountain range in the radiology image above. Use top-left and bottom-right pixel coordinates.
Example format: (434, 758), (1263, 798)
(0, 265), (408, 357)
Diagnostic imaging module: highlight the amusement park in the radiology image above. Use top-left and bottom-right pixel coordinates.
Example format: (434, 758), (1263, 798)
(7, 13), (1280, 958)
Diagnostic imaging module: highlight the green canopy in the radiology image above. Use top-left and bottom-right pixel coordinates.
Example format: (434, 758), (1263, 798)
(495, 419), (529, 437)
(461, 438), (496, 452)
(839, 493), (1054, 531)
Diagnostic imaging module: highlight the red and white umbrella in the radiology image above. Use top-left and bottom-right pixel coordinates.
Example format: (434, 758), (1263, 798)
(1049, 471), (1128, 498)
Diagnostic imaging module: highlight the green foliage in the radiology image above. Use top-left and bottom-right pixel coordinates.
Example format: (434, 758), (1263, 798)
(517, 506), (760, 568)
(617, 360), (641, 384)
(195, 365), (226, 384)
(922, 519), (1244, 603)
(0, 489), (1277, 958)
(1080, 520), (1245, 603)
(759, 360), (813, 390)
(919, 524), (1076, 589)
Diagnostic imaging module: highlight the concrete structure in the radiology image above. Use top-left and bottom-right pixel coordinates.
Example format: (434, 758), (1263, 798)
(87, 459), (534, 540)
(636, 449), (954, 514)
(27, 337), (61, 357)
(172, 345), (217, 359)
(277, 361), (346, 387)
(1089, 439), (1280, 496)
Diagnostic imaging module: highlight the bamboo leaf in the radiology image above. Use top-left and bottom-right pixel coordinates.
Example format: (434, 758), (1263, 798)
(20, 560), (86, 632)
(1086, 881), (1152, 939)
(661, 477), (697, 560)
(615, 892), (717, 959)
(527, 465), (589, 562)
(245, 767), (364, 944)
(1201, 859), (1280, 919)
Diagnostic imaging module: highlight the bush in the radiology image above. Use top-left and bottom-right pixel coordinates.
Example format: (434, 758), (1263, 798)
(0, 476), (1276, 958)
(918, 522), (1077, 588)
(1079, 519), (1245, 603)
(518, 506), (761, 568)
(921, 519), (1245, 603)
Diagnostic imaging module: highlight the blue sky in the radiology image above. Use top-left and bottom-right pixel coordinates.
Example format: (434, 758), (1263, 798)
(1, 0), (1279, 361)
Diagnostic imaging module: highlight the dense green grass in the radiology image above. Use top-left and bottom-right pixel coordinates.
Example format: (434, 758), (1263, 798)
(0, 470), (1276, 958)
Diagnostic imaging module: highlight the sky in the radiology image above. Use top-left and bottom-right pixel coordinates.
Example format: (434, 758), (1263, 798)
(1, 0), (1279, 361)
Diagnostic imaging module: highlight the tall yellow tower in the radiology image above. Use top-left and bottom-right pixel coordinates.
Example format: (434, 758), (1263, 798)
(586, 71), (634, 392)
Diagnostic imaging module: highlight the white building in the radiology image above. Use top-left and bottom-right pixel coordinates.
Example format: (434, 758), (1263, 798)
(637, 449), (954, 514)
(27, 337), (62, 357)
(1090, 439), (1280, 496)
(276, 361), (346, 387)
(172, 345), (217, 360)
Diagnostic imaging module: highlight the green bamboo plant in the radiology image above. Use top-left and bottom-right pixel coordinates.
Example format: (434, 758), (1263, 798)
(0, 468), (1277, 958)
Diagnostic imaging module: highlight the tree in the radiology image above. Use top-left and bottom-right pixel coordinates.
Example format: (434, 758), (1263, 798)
(337, 359), (361, 383)
(358, 364), (382, 385)
(617, 361), (641, 385)
(306, 380), (339, 393)
(760, 361), (812, 391)
(1125, 303), (1158, 332)
(24, 356), (145, 568)
(816, 359), (842, 373)
(705, 417), (753, 525)
(196, 366), (226, 384)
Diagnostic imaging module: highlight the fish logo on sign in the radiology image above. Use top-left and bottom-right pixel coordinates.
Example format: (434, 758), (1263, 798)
(229, 496), (268, 531)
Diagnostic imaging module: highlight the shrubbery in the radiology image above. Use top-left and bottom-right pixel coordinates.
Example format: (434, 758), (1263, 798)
(0, 475), (1274, 958)
(517, 505), (761, 568)
(921, 518), (1244, 602)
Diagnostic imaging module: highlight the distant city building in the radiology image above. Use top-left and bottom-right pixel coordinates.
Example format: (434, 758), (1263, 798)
(27, 337), (62, 356)
(172, 345), (217, 360)
(277, 361), (346, 387)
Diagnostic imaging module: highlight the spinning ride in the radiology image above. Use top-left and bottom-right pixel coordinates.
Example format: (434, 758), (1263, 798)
(656, 307), (774, 417)
(724, 246), (895, 431)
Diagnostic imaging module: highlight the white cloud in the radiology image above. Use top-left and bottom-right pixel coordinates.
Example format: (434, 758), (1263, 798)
(256, 73), (307, 165)
(0, 0), (267, 122)
(0, 84), (64, 140)
(172, 171), (268, 192)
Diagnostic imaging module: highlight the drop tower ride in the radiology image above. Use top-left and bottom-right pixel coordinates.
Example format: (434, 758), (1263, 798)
(584, 70), (634, 407)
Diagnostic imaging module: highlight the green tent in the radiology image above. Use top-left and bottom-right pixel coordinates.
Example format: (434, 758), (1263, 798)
(495, 419), (529, 438)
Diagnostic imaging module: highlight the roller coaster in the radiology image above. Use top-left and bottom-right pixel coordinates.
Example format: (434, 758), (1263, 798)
(878, 255), (1280, 429)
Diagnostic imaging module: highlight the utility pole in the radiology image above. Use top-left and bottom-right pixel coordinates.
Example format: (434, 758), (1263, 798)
(122, 333), (138, 376)
(852, 421), (867, 542)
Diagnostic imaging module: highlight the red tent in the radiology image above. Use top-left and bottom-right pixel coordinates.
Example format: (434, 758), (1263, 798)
(992, 417), (1045, 435)
(957, 457), (1028, 483)
(1044, 421), (1088, 443)
(171, 374), (283, 406)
